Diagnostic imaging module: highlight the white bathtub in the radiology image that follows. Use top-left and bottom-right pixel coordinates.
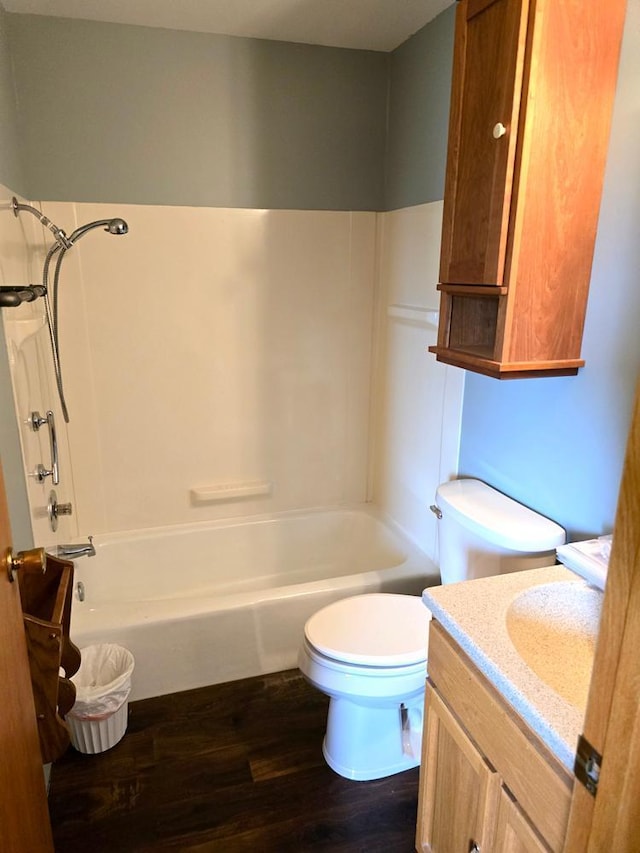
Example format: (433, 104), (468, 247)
(70, 506), (438, 700)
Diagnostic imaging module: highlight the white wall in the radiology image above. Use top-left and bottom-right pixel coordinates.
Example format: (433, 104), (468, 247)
(36, 203), (377, 534)
(3, 195), (463, 549)
(372, 201), (464, 561)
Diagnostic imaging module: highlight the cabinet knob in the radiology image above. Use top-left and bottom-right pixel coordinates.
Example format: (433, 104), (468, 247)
(492, 122), (507, 139)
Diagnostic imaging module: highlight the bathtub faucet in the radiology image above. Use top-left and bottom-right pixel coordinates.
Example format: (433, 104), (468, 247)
(54, 536), (95, 560)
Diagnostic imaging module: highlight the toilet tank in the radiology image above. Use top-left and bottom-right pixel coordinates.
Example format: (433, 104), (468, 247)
(435, 479), (566, 584)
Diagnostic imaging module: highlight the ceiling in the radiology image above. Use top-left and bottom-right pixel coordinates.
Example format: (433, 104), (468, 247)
(1, 0), (454, 52)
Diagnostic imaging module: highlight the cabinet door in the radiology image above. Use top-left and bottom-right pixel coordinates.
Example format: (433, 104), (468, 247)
(440, 0), (530, 287)
(416, 684), (500, 853)
(495, 787), (549, 852)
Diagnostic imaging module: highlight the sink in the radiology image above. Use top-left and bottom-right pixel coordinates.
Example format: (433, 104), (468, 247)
(506, 581), (603, 709)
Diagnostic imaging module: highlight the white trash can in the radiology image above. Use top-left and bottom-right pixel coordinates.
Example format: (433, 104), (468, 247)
(66, 644), (135, 754)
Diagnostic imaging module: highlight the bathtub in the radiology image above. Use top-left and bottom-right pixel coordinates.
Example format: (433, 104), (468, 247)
(70, 505), (438, 700)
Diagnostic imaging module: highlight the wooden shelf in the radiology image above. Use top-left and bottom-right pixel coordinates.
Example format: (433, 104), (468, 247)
(437, 284), (508, 296)
(429, 345), (583, 379)
(19, 554), (80, 764)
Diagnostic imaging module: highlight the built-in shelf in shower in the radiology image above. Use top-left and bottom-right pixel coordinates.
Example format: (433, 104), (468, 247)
(3, 313), (47, 351)
(190, 481), (272, 503)
(386, 304), (439, 328)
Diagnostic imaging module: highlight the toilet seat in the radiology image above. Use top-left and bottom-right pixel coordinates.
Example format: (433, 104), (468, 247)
(299, 593), (432, 780)
(304, 593), (431, 667)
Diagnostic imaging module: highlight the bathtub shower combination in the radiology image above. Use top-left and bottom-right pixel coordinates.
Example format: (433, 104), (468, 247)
(71, 506), (437, 700)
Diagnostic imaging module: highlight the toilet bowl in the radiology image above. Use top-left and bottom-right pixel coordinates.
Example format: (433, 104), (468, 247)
(299, 479), (566, 782)
(298, 593), (431, 781)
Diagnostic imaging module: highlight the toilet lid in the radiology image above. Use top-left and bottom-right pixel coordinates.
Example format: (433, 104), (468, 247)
(304, 593), (431, 667)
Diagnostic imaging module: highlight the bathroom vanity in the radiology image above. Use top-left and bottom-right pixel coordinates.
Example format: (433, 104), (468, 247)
(416, 623), (572, 851)
(416, 565), (600, 852)
(414, 385), (640, 851)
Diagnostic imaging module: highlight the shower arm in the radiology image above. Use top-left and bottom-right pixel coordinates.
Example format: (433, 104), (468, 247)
(12, 197), (72, 248)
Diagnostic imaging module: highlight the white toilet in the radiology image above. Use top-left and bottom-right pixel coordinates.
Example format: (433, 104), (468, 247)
(298, 478), (565, 781)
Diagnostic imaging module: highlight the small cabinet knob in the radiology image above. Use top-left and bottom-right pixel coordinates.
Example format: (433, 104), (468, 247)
(492, 122), (507, 139)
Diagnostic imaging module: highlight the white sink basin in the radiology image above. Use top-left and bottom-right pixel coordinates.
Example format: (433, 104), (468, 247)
(506, 581), (603, 709)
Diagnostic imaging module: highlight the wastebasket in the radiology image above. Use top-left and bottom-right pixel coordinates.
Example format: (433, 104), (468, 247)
(66, 644), (135, 754)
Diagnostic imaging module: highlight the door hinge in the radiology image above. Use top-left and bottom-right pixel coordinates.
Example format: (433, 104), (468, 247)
(575, 734), (602, 796)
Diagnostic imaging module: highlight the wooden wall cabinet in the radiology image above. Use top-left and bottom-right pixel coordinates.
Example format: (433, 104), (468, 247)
(416, 623), (573, 852)
(430, 0), (626, 378)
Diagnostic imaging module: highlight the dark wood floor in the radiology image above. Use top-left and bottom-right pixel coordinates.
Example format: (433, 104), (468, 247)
(49, 670), (420, 852)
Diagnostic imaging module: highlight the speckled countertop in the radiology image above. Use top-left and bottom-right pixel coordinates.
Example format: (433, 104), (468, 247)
(422, 564), (603, 771)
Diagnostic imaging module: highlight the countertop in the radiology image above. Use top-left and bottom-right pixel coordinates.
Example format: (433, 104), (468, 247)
(422, 564), (601, 771)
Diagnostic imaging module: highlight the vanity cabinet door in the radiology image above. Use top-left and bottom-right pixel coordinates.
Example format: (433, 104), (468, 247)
(416, 684), (500, 853)
(494, 787), (548, 853)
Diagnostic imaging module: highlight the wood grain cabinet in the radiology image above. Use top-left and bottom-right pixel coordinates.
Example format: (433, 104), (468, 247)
(429, 0), (626, 378)
(416, 623), (573, 852)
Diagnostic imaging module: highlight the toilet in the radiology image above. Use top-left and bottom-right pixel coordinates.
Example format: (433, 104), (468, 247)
(298, 478), (565, 781)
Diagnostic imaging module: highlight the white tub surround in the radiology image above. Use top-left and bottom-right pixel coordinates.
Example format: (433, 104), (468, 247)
(0, 183), (77, 549)
(422, 565), (601, 770)
(371, 201), (464, 559)
(71, 505), (438, 700)
(40, 203), (377, 536)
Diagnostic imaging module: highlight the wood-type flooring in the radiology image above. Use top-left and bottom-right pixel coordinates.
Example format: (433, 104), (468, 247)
(49, 670), (420, 852)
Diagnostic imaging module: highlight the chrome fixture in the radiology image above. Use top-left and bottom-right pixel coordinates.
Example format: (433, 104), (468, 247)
(54, 536), (95, 560)
(30, 409), (59, 485)
(0, 284), (46, 308)
(429, 504), (443, 520)
(76, 581), (86, 602)
(67, 218), (128, 243)
(11, 197), (129, 422)
(11, 197), (72, 248)
(47, 489), (72, 532)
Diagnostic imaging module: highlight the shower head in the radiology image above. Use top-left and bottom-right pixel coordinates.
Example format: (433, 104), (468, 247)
(68, 218), (129, 244)
(11, 198), (130, 424)
(106, 218), (128, 235)
(12, 198), (129, 246)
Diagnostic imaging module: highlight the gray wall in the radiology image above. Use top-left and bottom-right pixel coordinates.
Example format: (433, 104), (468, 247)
(0, 3), (25, 194)
(385, 6), (454, 210)
(0, 3), (32, 548)
(7, 14), (388, 210)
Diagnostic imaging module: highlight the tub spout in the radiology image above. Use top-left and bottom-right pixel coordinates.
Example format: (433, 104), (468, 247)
(54, 536), (95, 560)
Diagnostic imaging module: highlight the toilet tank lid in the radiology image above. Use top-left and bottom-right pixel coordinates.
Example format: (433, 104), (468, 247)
(435, 479), (566, 552)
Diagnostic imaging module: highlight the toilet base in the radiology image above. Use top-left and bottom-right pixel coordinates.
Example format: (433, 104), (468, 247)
(322, 694), (424, 781)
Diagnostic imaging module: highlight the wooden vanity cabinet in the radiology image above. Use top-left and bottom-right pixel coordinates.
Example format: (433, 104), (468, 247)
(416, 622), (573, 852)
(494, 789), (548, 853)
(430, 0), (626, 378)
(418, 685), (501, 851)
